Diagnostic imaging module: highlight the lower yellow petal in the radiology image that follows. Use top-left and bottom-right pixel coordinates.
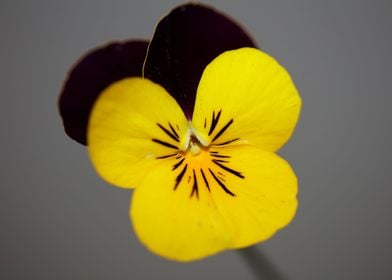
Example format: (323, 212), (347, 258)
(130, 144), (297, 261)
(130, 160), (232, 261)
(209, 145), (298, 248)
(87, 78), (188, 188)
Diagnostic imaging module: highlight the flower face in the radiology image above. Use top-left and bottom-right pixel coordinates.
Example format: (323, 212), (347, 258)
(59, 4), (301, 262)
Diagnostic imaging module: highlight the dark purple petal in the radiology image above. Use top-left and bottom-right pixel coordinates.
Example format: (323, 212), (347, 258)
(143, 4), (256, 119)
(59, 40), (149, 145)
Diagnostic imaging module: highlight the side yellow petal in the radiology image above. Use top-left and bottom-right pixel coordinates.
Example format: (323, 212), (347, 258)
(192, 47), (301, 152)
(130, 159), (233, 262)
(207, 145), (298, 248)
(87, 78), (188, 188)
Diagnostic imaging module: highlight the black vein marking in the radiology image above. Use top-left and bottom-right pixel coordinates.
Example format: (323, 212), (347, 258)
(213, 159), (229, 163)
(187, 176), (191, 183)
(168, 122), (179, 139)
(210, 151), (219, 154)
(175, 154), (182, 159)
(212, 138), (240, 146)
(212, 159), (245, 179)
(210, 153), (230, 159)
(218, 176), (226, 182)
(157, 123), (179, 142)
(218, 173), (226, 182)
(208, 110), (222, 136)
(212, 119), (234, 142)
(200, 169), (210, 192)
(203, 118), (207, 128)
(172, 158), (185, 170)
(190, 169), (199, 198)
(174, 164), (187, 190)
(156, 153), (177, 159)
(209, 168), (235, 196)
(152, 139), (178, 149)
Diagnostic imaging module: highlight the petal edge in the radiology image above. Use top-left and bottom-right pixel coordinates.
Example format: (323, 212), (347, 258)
(144, 3), (256, 118)
(59, 40), (149, 145)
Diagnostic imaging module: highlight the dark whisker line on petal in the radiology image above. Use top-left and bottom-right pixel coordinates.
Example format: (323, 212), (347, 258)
(212, 138), (240, 146)
(172, 158), (185, 170)
(213, 159), (229, 163)
(208, 110), (222, 136)
(156, 153), (178, 159)
(175, 154), (183, 159)
(211, 154), (230, 158)
(203, 118), (207, 128)
(210, 111), (215, 131)
(212, 118), (234, 142)
(174, 164), (188, 190)
(200, 169), (210, 192)
(190, 169), (199, 199)
(212, 159), (245, 179)
(157, 123), (179, 142)
(218, 176), (226, 182)
(209, 168), (235, 196)
(152, 139), (178, 150)
(168, 122), (180, 139)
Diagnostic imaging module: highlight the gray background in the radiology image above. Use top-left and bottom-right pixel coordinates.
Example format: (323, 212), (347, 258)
(1, 0), (391, 279)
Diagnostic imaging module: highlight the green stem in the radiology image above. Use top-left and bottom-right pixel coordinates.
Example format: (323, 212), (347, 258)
(238, 246), (288, 280)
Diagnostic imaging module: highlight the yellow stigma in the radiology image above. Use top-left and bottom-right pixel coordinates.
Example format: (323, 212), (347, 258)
(188, 135), (203, 155)
(181, 122), (209, 156)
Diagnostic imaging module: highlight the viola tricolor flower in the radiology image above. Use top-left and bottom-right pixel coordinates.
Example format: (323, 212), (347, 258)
(59, 4), (301, 261)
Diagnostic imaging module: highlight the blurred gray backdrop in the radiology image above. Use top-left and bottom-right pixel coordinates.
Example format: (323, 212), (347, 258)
(1, 0), (391, 279)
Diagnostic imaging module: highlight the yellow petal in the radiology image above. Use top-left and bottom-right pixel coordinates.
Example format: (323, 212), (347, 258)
(87, 78), (188, 188)
(130, 144), (297, 261)
(130, 159), (232, 261)
(192, 47), (301, 152)
(208, 145), (298, 248)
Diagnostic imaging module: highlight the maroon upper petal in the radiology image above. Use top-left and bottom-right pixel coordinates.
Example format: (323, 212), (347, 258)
(143, 3), (256, 119)
(58, 40), (149, 145)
